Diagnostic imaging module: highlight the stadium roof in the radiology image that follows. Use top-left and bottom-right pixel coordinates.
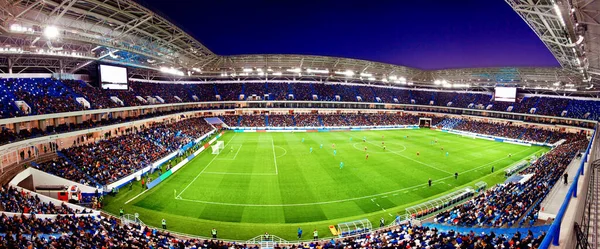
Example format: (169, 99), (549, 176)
(0, 0), (599, 94)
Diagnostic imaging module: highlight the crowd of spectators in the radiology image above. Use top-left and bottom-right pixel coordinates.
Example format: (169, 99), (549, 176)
(323, 225), (544, 249)
(239, 115), (266, 127)
(0, 185), (90, 214)
(32, 118), (214, 186)
(268, 115), (295, 127)
(451, 119), (570, 144)
(4, 78), (600, 123)
(293, 114), (321, 127)
(434, 138), (587, 228)
(0, 107), (207, 146)
(220, 113), (429, 127)
(0, 213), (546, 248)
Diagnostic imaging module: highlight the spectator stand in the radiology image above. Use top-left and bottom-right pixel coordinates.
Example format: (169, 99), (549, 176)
(405, 187), (474, 220)
(337, 219), (372, 237)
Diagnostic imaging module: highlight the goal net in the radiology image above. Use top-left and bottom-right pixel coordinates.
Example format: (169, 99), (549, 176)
(212, 141), (225, 154)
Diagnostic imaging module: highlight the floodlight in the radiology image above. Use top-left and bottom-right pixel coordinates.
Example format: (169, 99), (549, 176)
(44, 26), (59, 39)
(360, 73), (372, 77)
(243, 68), (253, 72)
(334, 70), (354, 76)
(307, 69), (329, 74)
(272, 72), (282, 76)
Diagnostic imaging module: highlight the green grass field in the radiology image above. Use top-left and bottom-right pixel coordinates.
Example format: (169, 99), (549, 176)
(104, 129), (548, 241)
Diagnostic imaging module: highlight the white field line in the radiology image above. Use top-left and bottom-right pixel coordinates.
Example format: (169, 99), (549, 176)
(202, 172), (277, 176)
(216, 144), (243, 161)
(125, 189), (149, 204)
(176, 134), (237, 198)
(175, 147), (544, 207)
(272, 138), (279, 175)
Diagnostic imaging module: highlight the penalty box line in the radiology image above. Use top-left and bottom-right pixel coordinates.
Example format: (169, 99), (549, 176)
(215, 144), (243, 161)
(176, 134), (238, 199)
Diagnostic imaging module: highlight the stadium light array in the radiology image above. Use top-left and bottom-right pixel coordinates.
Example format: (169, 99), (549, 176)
(160, 67), (185, 76)
(242, 68), (253, 72)
(389, 75), (397, 80)
(306, 69), (329, 74)
(360, 73), (372, 77)
(452, 83), (470, 88)
(334, 70), (354, 77)
(10, 24), (34, 33)
(553, 4), (566, 27)
(367, 77), (376, 81)
(286, 68), (301, 73)
(272, 72), (282, 76)
(44, 26), (60, 39)
(257, 72), (264, 76)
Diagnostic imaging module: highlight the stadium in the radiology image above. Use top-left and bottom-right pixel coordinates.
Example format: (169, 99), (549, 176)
(0, 0), (599, 248)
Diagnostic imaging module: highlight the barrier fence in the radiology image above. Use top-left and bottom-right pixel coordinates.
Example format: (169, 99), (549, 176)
(539, 127), (597, 249)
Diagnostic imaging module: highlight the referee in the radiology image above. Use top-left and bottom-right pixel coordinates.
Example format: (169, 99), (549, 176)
(211, 228), (217, 239)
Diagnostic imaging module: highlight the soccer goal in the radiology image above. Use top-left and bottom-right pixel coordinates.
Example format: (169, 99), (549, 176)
(212, 141), (225, 154)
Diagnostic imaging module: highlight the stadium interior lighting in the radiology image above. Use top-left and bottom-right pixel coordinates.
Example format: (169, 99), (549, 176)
(565, 88), (577, 92)
(220, 73), (228, 77)
(367, 77), (376, 81)
(553, 82), (561, 86)
(360, 73), (372, 77)
(335, 70), (354, 76)
(257, 72), (264, 76)
(239, 73), (249, 76)
(453, 83), (470, 88)
(10, 23), (33, 33)
(44, 26), (60, 39)
(398, 77), (407, 83)
(576, 35), (584, 45)
(242, 68), (253, 72)
(159, 67), (184, 76)
(192, 68), (201, 72)
(565, 83), (575, 87)
(553, 4), (566, 27)
(256, 68), (263, 72)
(286, 68), (301, 73)
(267, 68), (273, 72)
(381, 78), (388, 82)
(306, 69), (329, 74)
(389, 75), (397, 80)
(272, 72), (282, 76)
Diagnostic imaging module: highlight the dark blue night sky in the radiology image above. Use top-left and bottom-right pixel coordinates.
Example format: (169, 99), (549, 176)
(138, 0), (560, 70)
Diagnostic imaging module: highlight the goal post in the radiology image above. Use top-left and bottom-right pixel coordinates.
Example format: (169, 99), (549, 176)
(419, 118), (432, 128)
(212, 141), (225, 154)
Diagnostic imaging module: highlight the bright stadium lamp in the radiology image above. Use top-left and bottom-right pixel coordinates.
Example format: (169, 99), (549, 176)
(44, 26), (59, 39)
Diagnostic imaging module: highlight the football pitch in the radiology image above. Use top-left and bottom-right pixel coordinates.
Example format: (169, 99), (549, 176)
(104, 129), (549, 240)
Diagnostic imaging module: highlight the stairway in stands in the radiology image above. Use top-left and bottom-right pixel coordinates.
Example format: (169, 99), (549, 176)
(584, 161), (599, 249)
